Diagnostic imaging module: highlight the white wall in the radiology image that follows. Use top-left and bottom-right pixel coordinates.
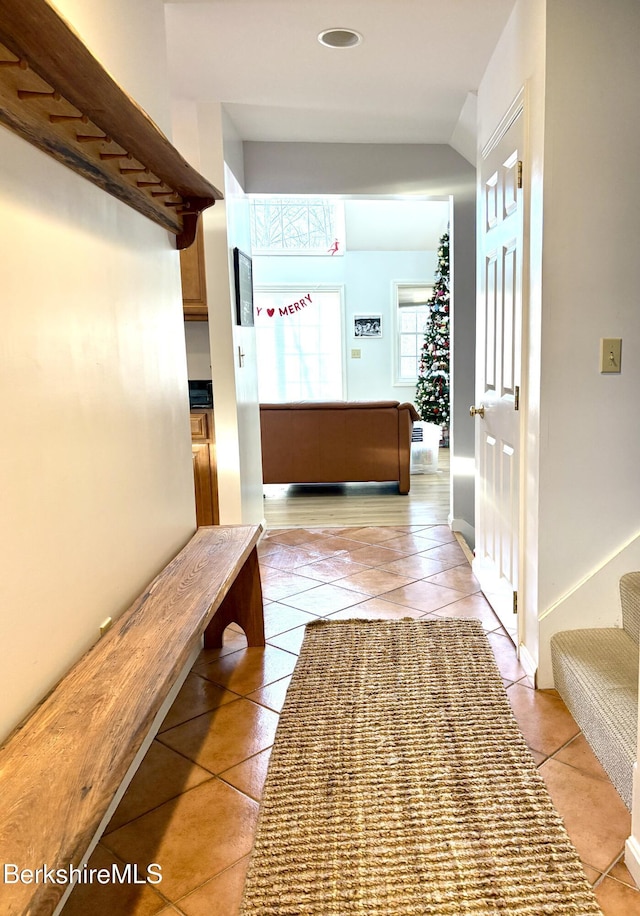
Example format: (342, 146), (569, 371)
(57, 0), (173, 136)
(536, 0), (640, 678)
(0, 0), (195, 739)
(449, 186), (477, 544)
(243, 143), (475, 199)
(253, 248), (436, 403)
(225, 161), (265, 524)
(184, 322), (213, 379)
(175, 102), (264, 526)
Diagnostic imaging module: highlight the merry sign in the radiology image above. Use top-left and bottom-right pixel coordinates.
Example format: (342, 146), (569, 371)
(256, 293), (313, 319)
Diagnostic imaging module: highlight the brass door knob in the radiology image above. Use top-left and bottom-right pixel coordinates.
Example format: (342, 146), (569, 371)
(469, 405), (485, 418)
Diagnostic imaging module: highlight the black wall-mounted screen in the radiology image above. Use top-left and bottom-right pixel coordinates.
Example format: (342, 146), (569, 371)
(188, 380), (213, 409)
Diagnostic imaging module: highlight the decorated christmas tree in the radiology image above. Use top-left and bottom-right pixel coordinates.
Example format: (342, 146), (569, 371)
(415, 231), (450, 443)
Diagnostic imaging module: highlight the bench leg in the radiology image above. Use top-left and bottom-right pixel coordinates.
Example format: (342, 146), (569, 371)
(204, 546), (266, 649)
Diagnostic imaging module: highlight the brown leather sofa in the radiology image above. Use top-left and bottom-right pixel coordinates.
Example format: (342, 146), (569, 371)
(259, 401), (420, 494)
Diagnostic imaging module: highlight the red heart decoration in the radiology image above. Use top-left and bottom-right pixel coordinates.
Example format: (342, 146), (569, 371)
(267, 308), (275, 317)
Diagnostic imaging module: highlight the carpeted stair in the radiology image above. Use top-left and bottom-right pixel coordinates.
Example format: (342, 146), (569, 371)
(551, 571), (640, 809)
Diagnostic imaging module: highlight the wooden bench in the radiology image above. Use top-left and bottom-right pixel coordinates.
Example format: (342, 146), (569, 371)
(0, 524), (265, 916)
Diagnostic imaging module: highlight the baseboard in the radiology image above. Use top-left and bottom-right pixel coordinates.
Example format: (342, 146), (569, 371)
(450, 517), (475, 552)
(625, 762), (640, 887)
(453, 531), (474, 565)
(625, 833), (640, 887)
(518, 641), (537, 685)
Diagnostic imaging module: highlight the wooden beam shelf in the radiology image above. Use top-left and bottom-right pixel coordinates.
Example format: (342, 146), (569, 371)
(0, 0), (222, 249)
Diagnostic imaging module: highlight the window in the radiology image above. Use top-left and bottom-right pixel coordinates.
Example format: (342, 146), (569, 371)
(394, 283), (433, 384)
(254, 287), (344, 401)
(250, 197), (345, 255)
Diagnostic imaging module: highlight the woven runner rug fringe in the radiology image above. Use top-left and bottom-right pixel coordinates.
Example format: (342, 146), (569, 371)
(240, 617), (603, 915)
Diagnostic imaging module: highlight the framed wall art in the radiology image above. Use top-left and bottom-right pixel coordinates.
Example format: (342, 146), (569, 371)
(353, 315), (382, 338)
(233, 248), (254, 326)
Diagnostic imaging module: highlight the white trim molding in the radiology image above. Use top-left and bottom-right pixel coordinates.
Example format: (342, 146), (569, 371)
(481, 86), (525, 160)
(518, 641), (537, 684)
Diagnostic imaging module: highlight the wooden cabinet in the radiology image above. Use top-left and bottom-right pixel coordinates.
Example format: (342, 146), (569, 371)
(180, 222), (208, 320)
(191, 409), (219, 525)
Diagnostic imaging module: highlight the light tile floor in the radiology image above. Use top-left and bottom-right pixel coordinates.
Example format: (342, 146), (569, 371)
(65, 524), (640, 915)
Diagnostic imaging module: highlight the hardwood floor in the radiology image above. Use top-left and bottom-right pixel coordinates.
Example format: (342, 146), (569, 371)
(263, 449), (450, 529)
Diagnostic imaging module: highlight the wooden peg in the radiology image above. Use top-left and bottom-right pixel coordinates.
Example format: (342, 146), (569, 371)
(164, 200), (184, 208)
(99, 151), (132, 160)
(0, 58), (27, 69)
(151, 190), (176, 197)
(17, 88), (60, 101)
(76, 133), (111, 143)
(50, 113), (88, 124)
(120, 166), (148, 174)
(137, 180), (163, 188)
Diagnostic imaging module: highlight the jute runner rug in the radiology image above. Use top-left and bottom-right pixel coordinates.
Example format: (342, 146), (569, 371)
(240, 618), (603, 915)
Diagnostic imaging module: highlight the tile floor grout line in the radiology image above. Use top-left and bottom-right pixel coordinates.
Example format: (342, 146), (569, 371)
(101, 758), (220, 837)
(171, 854), (254, 914)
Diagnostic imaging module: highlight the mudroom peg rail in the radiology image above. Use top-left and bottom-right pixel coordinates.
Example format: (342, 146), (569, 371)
(0, 0), (223, 249)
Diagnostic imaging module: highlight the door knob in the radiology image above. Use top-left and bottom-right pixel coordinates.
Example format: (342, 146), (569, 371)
(469, 405), (485, 418)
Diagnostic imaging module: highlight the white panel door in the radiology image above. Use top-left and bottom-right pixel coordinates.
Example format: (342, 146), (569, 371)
(472, 103), (524, 643)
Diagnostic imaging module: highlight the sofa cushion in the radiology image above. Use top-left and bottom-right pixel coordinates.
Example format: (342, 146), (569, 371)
(261, 401), (418, 416)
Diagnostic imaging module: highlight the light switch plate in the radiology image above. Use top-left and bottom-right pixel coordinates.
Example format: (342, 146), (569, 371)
(600, 338), (622, 373)
(351, 349), (361, 359)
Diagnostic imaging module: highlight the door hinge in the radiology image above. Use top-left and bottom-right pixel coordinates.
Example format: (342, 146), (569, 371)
(514, 385), (520, 411)
(513, 591), (518, 615)
(517, 160), (523, 189)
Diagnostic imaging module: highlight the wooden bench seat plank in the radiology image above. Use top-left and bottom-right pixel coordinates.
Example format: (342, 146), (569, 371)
(0, 524), (264, 916)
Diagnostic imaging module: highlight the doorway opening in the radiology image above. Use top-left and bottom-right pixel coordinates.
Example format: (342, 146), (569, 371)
(251, 194), (452, 527)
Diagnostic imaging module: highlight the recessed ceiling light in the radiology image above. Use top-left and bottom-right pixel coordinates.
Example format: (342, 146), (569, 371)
(318, 28), (362, 49)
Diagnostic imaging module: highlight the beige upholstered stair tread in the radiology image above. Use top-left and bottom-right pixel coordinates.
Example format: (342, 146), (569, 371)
(551, 572), (640, 810)
(551, 628), (638, 746)
(621, 571), (640, 644)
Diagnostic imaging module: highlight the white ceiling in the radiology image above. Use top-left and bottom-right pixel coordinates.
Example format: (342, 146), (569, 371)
(163, 0), (516, 145)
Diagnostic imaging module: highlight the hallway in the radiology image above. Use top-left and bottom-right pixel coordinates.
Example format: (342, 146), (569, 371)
(65, 511), (638, 913)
